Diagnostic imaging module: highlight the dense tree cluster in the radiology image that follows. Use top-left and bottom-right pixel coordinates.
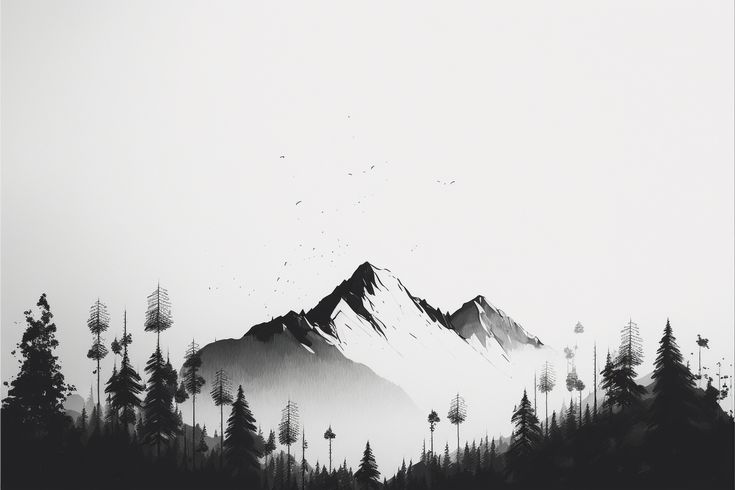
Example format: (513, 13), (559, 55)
(1, 293), (732, 490)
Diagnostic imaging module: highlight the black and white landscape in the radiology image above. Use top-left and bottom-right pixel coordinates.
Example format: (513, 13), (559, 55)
(2, 1), (733, 489)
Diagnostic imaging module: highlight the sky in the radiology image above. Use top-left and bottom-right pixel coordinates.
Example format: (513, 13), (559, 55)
(2, 0), (734, 427)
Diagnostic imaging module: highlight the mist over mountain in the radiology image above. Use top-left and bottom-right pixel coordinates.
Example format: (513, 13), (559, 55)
(181, 262), (548, 470)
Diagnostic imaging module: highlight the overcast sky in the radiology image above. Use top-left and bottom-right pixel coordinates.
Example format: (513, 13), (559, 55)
(2, 1), (733, 411)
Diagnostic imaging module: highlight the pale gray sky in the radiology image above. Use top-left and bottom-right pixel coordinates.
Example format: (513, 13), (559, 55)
(2, 0), (733, 410)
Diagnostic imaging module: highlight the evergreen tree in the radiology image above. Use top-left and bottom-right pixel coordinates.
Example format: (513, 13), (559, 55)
(648, 320), (699, 471)
(538, 361), (556, 436)
(104, 364), (119, 433)
(79, 406), (88, 432)
(144, 283), (173, 347)
(279, 399), (300, 486)
(565, 398), (577, 436)
(614, 318), (646, 410)
(142, 345), (177, 458)
(427, 409), (440, 458)
(210, 367), (233, 469)
(489, 437), (497, 470)
(224, 385), (262, 479)
(323, 425), (336, 473)
(86, 298), (110, 415)
(197, 424), (209, 455)
(105, 311), (143, 432)
(575, 377), (585, 427)
(265, 429), (277, 468)
(355, 441), (380, 489)
(442, 443), (450, 473)
(583, 404), (591, 425)
(549, 411), (562, 443)
(600, 351), (617, 417)
(183, 339), (205, 469)
(2, 294), (73, 437)
(447, 393), (467, 470)
(505, 390), (542, 481)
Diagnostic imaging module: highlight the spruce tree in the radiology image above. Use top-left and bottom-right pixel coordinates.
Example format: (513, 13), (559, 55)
(142, 346), (178, 458)
(2, 294), (73, 437)
(224, 385), (262, 480)
(614, 319), (646, 410)
(183, 339), (205, 469)
(355, 441), (380, 489)
(505, 390), (542, 481)
(565, 398), (577, 435)
(86, 298), (110, 416)
(549, 411), (562, 443)
(538, 361), (556, 436)
(600, 351), (617, 417)
(106, 311), (143, 432)
(427, 409), (440, 458)
(648, 320), (698, 469)
(279, 399), (300, 485)
(210, 368), (234, 469)
(447, 393), (467, 470)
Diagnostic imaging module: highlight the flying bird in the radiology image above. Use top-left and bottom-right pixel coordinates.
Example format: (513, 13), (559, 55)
(295, 201), (302, 205)
(280, 155), (285, 159)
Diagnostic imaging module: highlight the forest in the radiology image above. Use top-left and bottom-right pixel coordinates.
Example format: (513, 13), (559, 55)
(1, 288), (733, 490)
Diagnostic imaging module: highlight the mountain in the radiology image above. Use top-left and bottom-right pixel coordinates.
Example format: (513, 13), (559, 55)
(181, 262), (547, 470)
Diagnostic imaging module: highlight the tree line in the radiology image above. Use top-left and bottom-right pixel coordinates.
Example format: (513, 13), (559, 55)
(1, 291), (732, 489)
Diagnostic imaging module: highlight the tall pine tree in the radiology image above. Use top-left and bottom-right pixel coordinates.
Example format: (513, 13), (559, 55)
(354, 441), (380, 489)
(210, 368), (234, 469)
(183, 339), (205, 469)
(614, 319), (646, 411)
(106, 311), (143, 432)
(224, 385), (262, 480)
(505, 390), (542, 482)
(86, 299), (110, 415)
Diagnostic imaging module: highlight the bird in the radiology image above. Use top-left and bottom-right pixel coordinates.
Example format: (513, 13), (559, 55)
(348, 173), (353, 176)
(370, 165), (375, 170)
(280, 155), (285, 159)
(295, 201), (302, 205)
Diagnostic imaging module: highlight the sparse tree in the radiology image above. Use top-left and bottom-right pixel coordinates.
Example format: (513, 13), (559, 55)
(210, 368), (233, 469)
(323, 425), (336, 473)
(575, 377), (585, 426)
(447, 393), (467, 470)
(86, 299), (110, 414)
(183, 339), (205, 470)
(427, 410), (440, 458)
(538, 361), (556, 436)
(144, 283), (173, 348)
(614, 318), (646, 411)
(279, 399), (300, 485)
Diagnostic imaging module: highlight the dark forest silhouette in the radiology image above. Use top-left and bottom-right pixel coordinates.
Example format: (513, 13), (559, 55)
(2, 292), (733, 489)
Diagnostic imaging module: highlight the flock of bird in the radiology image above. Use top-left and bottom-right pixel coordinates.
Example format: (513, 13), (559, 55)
(205, 113), (458, 313)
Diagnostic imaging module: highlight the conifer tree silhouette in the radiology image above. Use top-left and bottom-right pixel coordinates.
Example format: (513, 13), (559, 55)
(183, 339), (205, 469)
(538, 361), (556, 436)
(279, 399), (300, 485)
(506, 390), (542, 482)
(224, 385), (262, 480)
(210, 368), (233, 469)
(323, 425), (336, 473)
(355, 441), (380, 489)
(447, 393), (467, 470)
(427, 410), (440, 458)
(86, 298), (110, 415)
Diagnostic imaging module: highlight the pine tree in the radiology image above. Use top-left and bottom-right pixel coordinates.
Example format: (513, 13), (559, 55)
(265, 429), (277, 468)
(575, 377), (586, 427)
(183, 339), (205, 469)
(538, 361), (556, 436)
(565, 398), (577, 436)
(505, 390), (542, 481)
(197, 424), (209, 456)
(2, 294), (73, 437)
(106, 311), (143, 432)
(279, 400), (300, 486)
(142, 346), (177, 458)
(144, 283), (173, 347)
(104, 364), (120, 433)
(355, 441), (380, 489)
(224, 385), (262, 479)
(442, 443), (450, 473)
(600, 351), (617, 417)
(323, 425), (336, 473)
(614, 319), (646, 411)
(549, 411), (562, 442)
(648, 320), (698, 469)
(583, 404), (591, 425)
(79, 406), (88, 432)
(86, 298), (110, 415)
(447, 393), (467, 470)
(489, 437), (497, 470)
(427, 409), (440, 458)
(210, 368), (233, 469)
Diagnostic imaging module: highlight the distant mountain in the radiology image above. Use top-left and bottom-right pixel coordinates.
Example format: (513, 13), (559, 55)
(63, 393), (85, 414)
(181, 262), (547, 470)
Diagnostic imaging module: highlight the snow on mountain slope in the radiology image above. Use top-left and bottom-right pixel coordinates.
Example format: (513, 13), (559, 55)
(305, 263), (516, 409)
(187, 261), (550, 470)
